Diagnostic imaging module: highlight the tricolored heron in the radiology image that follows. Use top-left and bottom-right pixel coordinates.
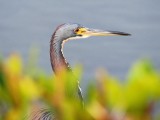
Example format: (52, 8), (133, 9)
(50, 23), (130, 102)
(29, 23), (130, 120)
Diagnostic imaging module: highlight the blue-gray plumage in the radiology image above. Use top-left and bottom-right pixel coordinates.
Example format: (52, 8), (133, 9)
(27, 23), (130, 120)
(50, 23), (83, 72)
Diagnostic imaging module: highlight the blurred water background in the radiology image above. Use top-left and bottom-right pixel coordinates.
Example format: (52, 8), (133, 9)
(0, 0), (160, 90)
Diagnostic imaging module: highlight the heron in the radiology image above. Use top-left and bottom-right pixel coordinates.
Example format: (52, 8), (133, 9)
(28, 23), (130, 120)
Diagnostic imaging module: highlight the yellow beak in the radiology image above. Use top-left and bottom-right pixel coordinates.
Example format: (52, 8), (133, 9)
(78, 27), (131, 37)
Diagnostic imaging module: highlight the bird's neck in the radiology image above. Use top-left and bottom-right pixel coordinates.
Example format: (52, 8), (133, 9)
(50, 33), (84, 103)
(50, 36), (69, 73)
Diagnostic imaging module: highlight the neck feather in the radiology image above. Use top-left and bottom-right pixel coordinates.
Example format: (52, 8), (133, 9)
(50, 34), (70, 73)
(50, 31), (84, 103)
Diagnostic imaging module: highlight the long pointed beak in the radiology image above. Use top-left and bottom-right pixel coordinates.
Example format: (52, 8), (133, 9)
(83, 28), (131, 37)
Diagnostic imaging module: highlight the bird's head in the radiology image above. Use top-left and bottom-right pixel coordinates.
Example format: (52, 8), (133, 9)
(54, 23), (130, 42)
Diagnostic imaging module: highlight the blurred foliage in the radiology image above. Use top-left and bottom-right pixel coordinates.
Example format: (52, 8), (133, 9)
(0, 54), (160, 120)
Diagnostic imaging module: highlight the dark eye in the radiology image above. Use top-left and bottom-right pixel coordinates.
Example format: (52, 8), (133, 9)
(74, 28), (79, 33)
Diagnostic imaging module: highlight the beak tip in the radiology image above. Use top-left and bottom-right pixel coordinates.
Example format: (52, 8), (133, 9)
(111, 31), (131, 36)
(123, 33), (131, 36)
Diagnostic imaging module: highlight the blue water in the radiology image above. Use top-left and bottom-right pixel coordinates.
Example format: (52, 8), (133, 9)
(0, 0), (160, 91)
